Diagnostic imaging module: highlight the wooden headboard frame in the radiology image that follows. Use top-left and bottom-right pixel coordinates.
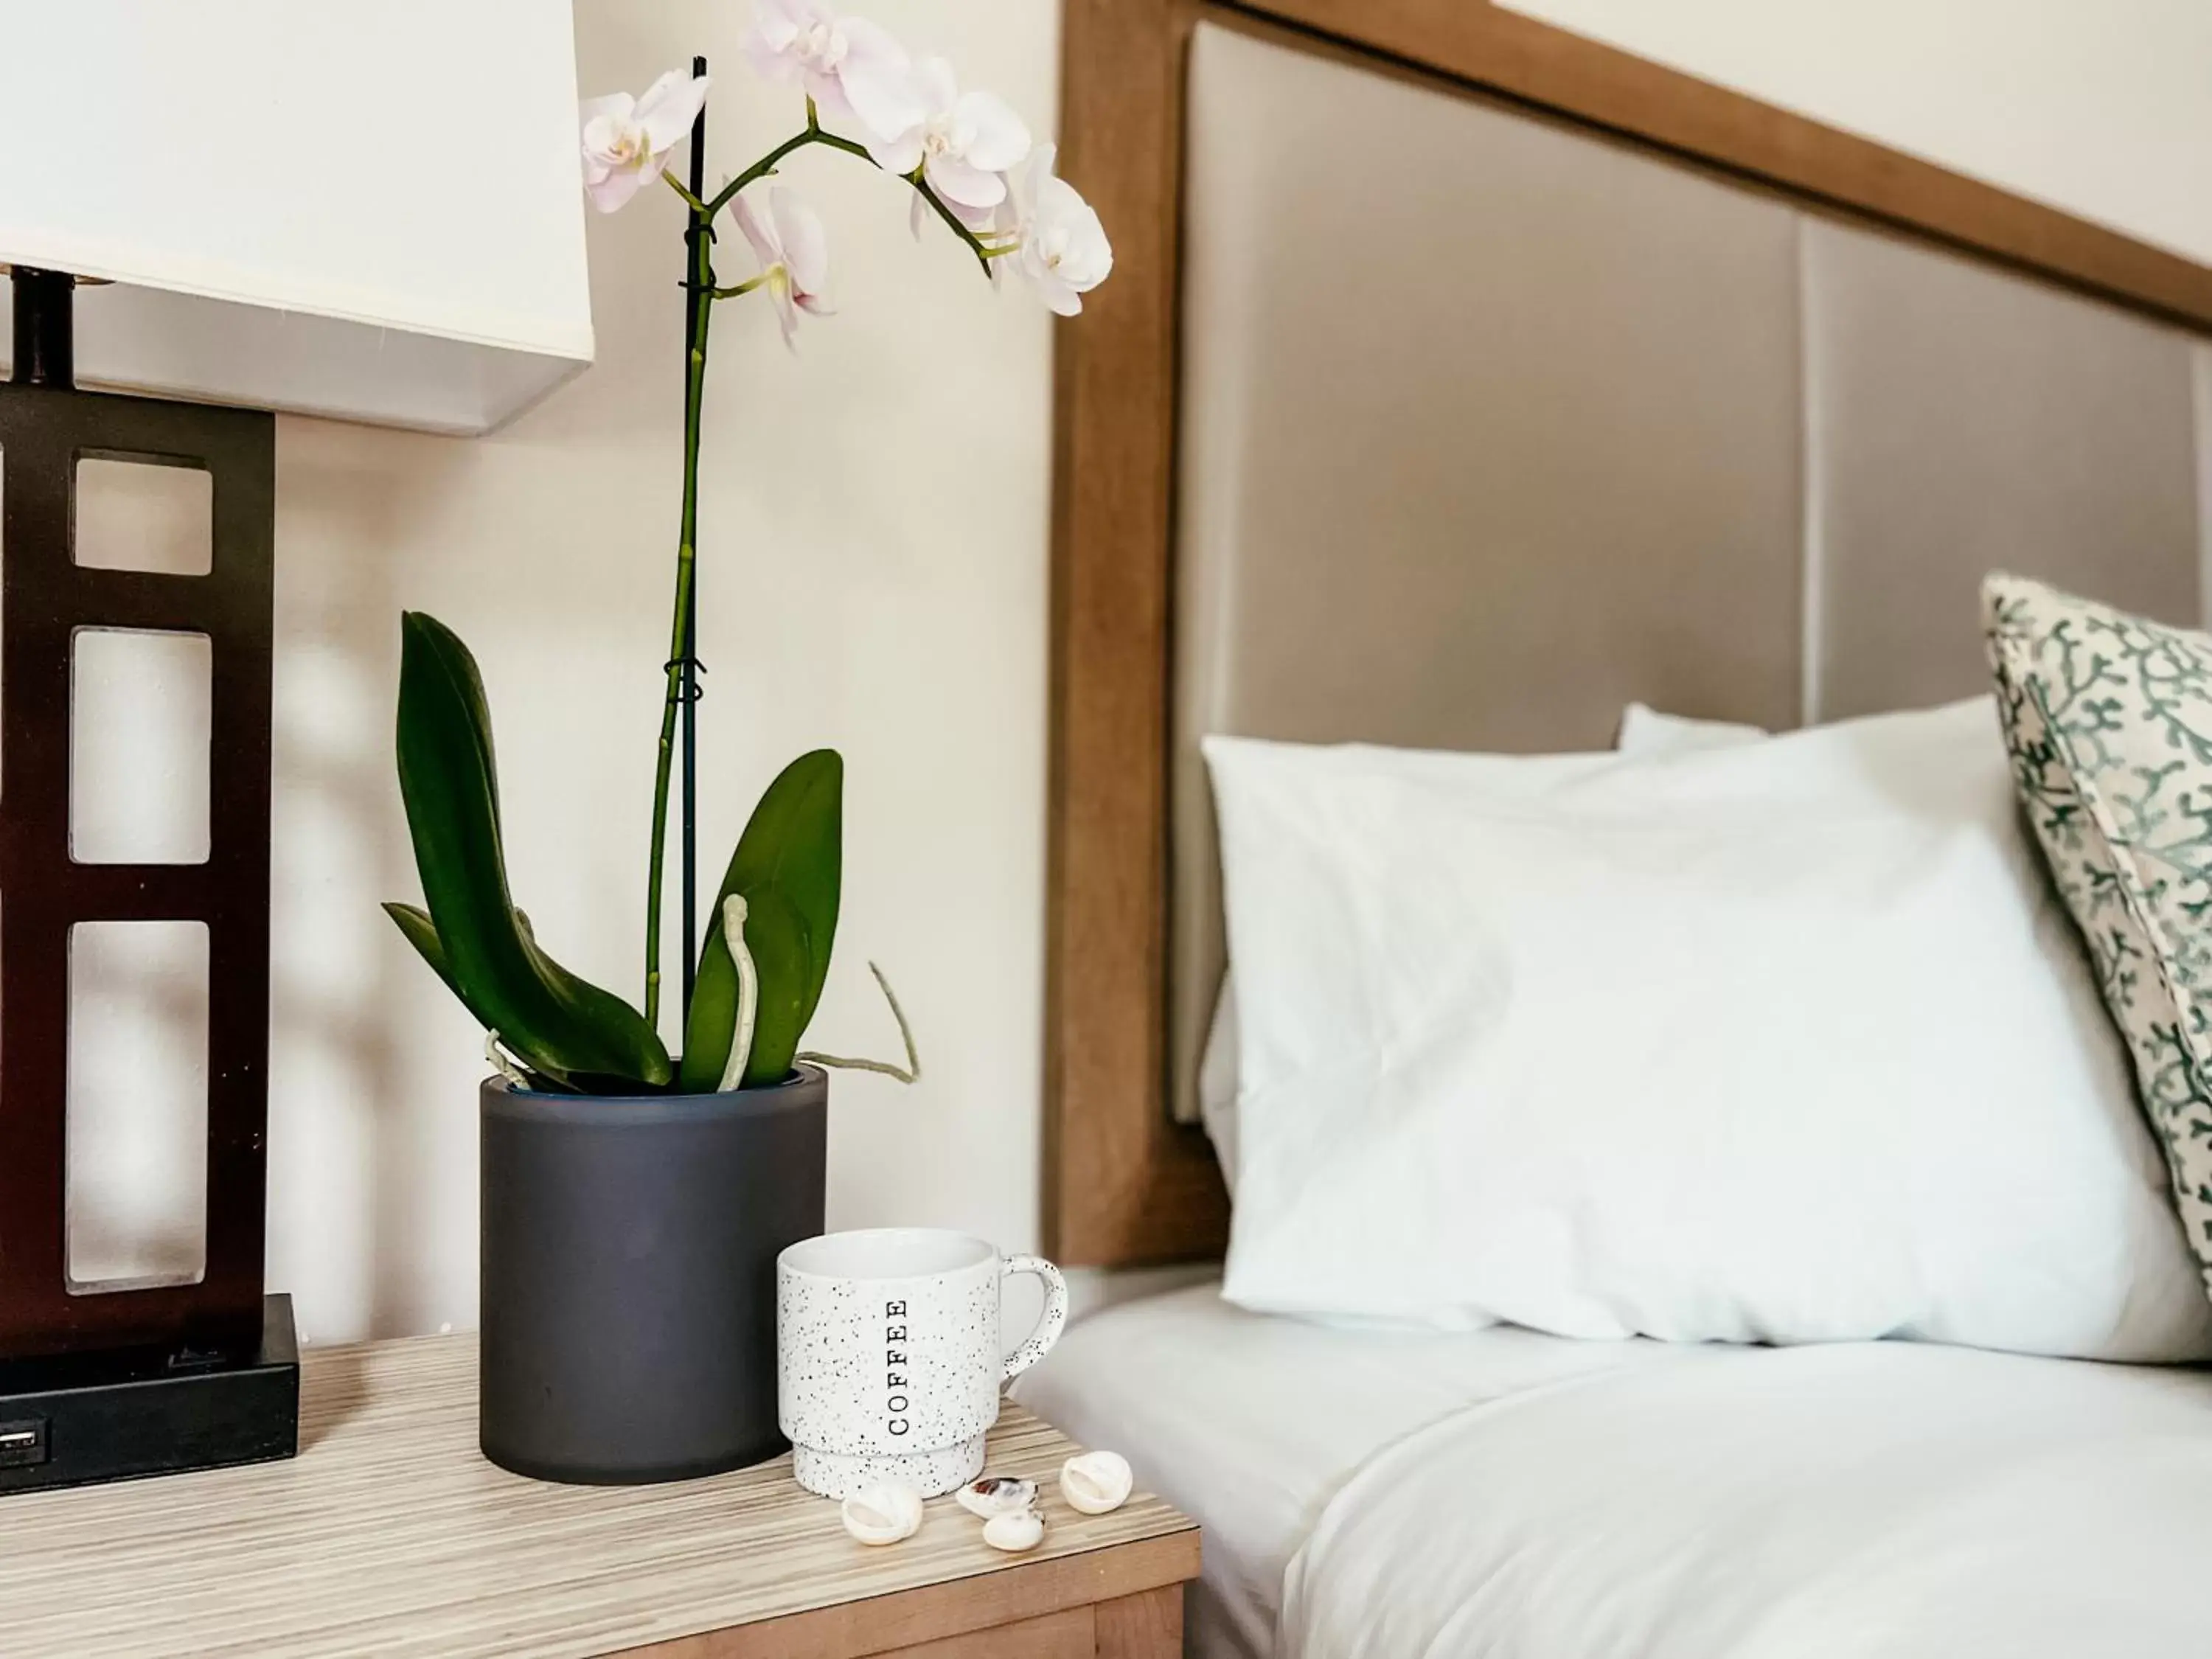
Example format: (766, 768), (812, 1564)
(1042, 0), (2212, 1267)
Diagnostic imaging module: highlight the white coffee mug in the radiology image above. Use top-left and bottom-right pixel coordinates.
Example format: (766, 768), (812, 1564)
(776, 1228), (1068, 1498)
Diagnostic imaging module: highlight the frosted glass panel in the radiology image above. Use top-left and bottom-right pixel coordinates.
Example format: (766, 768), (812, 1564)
(67, 919), (210, 1290)
(70, 627), (212, 864)
(74, 456), (212, 574)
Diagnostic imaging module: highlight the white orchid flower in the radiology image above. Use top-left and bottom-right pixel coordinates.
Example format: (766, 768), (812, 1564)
(580, 72), (712, 214)
(735, 187), (835, 348)
(908, 178), (996, 246)
(1002, 145), (1113, 316)
(745, 0), (922, 142)
(868, 56), (1030, 212)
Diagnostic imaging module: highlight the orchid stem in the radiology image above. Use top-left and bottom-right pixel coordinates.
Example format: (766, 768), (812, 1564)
(661, 170), (710, 215)
(644, 204), (715, 1029)
(645, 102), (1000, 1025)
(706, 125), (823, 216)
(899, 167), (996, 274)
(700, 122), (998, 278)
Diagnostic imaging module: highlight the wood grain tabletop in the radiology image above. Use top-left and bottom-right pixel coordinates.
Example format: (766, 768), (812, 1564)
(0, 1332), (1197, 1658)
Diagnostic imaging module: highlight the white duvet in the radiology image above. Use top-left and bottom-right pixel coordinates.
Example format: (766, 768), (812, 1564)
(1279, 1340), (2212, 1659)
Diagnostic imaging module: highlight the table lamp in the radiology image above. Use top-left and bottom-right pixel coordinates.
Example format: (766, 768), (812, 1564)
(0, 0), (592, 1492)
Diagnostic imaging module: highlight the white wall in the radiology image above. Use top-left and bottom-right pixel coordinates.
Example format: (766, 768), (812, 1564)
(262, 0), (1060, 1342)
(1498, 0), (2212, 266)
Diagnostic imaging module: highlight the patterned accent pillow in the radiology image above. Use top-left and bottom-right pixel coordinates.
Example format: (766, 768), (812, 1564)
(1984, 573), (2212, 1293)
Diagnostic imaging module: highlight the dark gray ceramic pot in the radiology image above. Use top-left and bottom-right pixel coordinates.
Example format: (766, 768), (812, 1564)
(479, 1065), (827, 1484)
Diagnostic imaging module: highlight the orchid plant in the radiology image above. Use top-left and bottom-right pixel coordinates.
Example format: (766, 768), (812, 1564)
(387, 1), (1110, 1097)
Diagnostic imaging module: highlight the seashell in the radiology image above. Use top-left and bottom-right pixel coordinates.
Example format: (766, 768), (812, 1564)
(1059, 1450), (1134, 1515)
(841, 1483), (925, 1545)
(981, 1508), (1046, 1553)
(955, 1476), (1039, 1520)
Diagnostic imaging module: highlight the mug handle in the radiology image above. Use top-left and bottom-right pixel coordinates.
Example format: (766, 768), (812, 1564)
(1001, 1254), (1069, 1384)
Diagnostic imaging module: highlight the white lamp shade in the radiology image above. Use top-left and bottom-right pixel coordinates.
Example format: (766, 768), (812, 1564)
(0, 0), (594, 434)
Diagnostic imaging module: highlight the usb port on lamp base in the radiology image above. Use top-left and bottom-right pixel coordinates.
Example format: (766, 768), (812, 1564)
(0, 1422), (48, 1470)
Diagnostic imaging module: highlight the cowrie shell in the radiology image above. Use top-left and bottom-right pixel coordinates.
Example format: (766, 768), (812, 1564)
(1059, 1450), (1133, 1515)
(982, 1508), (1046, 1552)
(841, 1483), (924, 1545)
(955, 1476), (1038, 1520)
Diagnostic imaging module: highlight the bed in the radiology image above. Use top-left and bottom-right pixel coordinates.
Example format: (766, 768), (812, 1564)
(1018, 1283), (2212, 1658)
(1035, 1), (2212, 1655)
(1015, 1282), (1675, 1657)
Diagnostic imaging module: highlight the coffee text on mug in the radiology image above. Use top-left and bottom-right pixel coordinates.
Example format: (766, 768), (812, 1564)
(885, 1301), (910, 1437)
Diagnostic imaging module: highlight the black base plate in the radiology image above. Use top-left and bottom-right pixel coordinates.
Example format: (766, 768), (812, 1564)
(0, 1295), (299, 1495)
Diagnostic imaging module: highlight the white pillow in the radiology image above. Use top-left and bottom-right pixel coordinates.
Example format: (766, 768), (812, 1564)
(1200, 707), (1764, 1193)
(1615, 701), (1768, 754)
(1206, 698), (2212, 1360)
(1196, 977), (1245, 1194)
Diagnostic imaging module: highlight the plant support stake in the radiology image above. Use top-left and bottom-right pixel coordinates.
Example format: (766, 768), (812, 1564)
(680, 51), (707, 1030)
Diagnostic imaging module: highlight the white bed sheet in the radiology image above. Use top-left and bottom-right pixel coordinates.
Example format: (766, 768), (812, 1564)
(1281, 1338), (2212, 1658)
(1009, 1281), (1686, 1658)
(1015, 1284), (2212, 1659)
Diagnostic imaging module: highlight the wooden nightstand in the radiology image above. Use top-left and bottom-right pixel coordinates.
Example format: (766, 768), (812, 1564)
(0, 1333), (1199, 1657)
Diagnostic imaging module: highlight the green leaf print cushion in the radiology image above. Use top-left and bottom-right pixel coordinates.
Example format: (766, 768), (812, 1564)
(1985, 573), (2212, 1295)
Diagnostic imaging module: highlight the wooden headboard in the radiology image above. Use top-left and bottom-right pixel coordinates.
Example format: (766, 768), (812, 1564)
(1043, 0), (2212, 1267)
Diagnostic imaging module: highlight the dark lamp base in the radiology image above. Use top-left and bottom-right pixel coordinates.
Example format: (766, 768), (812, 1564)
(0, 1294), (299, 1496)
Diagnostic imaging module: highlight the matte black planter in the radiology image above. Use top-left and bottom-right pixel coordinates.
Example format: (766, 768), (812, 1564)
(479, 1066), (827, 1484)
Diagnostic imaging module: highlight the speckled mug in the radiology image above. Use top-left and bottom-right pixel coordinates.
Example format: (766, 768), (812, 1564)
(776, 1228), (1068, 1499)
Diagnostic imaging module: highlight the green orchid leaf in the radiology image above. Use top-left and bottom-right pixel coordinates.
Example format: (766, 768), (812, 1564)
(383, 900), (467, 1006)
(387, 902), (579, 1093)
(384, 901), (552, 1031)
(393, 611), (672, 1088)
(679, 748), (842, 1091)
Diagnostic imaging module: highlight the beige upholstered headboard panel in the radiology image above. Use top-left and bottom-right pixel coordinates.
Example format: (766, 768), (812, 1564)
(1166, 22), (2212, 1126)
